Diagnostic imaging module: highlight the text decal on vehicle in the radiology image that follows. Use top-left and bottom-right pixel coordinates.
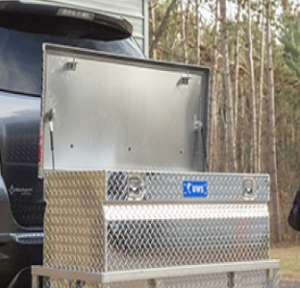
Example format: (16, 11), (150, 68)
(183, 181), (208, 198)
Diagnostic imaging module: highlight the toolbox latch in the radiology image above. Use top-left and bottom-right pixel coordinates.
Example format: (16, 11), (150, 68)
(127, 174), (145, 201)
(243, 178), (258, 200)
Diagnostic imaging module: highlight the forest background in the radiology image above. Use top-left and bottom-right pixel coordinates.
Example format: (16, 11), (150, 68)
(148, 0), (300, 244)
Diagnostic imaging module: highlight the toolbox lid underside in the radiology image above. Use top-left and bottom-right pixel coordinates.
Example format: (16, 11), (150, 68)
(41, 44), (210, 172)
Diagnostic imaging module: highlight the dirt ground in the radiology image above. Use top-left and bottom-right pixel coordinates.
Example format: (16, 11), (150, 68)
(270, 244), (300, 282)
(280, 281), (300, 288)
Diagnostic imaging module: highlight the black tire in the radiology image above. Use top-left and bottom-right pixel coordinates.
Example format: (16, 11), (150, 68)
(7, 268), (31, 288)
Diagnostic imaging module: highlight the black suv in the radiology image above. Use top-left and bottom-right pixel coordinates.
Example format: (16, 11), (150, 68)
(0, 1), (143, 287)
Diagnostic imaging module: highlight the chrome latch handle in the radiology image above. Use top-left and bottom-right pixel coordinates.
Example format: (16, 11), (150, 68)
(127, 174), (145, 201)
(243, 178), (258, 200)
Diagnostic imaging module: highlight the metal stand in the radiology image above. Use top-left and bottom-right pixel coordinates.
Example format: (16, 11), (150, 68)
(32, 260), (280, 288)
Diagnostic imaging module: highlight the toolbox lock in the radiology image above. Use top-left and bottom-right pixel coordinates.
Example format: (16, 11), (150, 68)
(127, 174), (145, 201)
(243, 178), (258, 200)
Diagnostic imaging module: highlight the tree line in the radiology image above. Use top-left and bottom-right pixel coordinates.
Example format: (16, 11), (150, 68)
(149, 0), (300, 243)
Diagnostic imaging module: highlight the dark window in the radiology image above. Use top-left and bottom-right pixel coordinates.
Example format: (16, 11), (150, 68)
(0, 27), (143, 96)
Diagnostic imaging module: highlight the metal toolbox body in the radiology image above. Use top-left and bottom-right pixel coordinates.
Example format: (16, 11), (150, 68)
(44, 170), (270, 273)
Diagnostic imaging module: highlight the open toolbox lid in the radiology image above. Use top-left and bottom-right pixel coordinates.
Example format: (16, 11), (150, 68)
(41, 44), (210, 172)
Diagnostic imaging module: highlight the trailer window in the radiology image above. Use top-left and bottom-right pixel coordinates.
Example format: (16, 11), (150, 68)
(0, 27), (143, 96)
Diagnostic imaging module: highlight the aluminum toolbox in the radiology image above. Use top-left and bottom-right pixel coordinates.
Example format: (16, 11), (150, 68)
(33, 45), (280, 288)
(43, 170), (270, 272)
(38, 170), (279, 288)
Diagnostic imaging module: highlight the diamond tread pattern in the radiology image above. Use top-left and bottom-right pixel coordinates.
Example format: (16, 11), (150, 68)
(43, 170), (270, 274)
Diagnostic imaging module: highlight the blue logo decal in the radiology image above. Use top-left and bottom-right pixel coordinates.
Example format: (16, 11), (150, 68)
(183, 181), (208, 198)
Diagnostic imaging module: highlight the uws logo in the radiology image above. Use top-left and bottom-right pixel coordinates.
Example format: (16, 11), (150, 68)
(187, 183), (205, 194)
(184, 181), (208, 198)
(9, 186), (33, 196)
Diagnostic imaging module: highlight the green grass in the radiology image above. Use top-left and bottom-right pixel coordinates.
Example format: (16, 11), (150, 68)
(270, 244), (300, 281)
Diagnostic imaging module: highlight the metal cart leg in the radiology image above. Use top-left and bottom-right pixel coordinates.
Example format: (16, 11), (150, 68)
(272, 269), (280, 288)
(32, 275), (42, 288)
(148, 279), (157, 288)
(227, 272), (235, 288)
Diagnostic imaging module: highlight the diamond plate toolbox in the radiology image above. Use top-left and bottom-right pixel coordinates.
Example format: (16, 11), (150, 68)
(35, 44), (279, 288)
(43, 170), (270, 273)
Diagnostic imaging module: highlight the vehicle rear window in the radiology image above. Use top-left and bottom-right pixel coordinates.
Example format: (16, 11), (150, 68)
(0, 27), (143, 96)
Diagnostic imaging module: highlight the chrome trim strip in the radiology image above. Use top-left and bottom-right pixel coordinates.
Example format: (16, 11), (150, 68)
(10, 233), (44, 244)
